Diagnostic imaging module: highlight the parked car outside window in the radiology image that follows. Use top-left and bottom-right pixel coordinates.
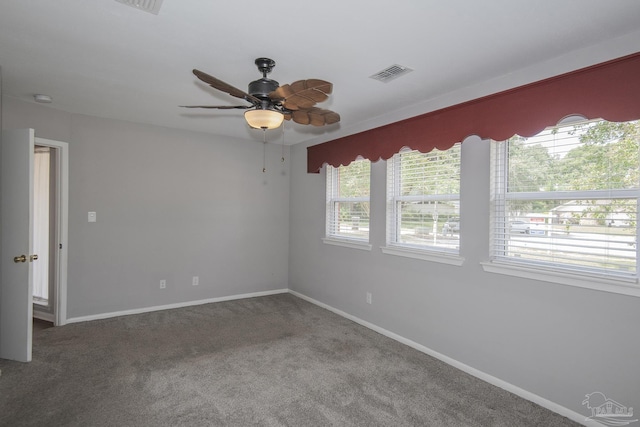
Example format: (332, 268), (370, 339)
(443, 218), (460, 235)
(509, 220), (530, 234)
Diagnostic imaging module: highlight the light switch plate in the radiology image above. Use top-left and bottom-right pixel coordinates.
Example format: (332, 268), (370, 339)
(88, 211), (97, 223)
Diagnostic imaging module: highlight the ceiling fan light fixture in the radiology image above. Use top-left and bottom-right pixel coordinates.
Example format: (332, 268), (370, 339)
(244, 108), (284, 130)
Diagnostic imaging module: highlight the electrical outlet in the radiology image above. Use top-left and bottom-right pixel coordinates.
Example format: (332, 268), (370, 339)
(366, 292), (372, 304)
(159, 279), (166, 289)
(192, 276), (199, 286)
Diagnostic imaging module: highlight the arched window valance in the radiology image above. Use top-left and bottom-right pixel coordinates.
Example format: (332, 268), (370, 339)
(307, 52), (640, 173)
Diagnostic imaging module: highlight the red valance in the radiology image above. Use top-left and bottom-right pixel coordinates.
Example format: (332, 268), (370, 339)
(307, 52), (640, 173)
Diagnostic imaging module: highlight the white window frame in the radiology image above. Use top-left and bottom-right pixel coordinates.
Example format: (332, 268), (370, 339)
(382, 146), (464, 266)
(323, 160), (372, 251)
(483, 120), (640, 298)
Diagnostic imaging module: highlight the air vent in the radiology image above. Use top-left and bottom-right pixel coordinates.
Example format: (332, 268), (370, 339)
(369, 64), (413, 83)
(115, 0), (164, 15)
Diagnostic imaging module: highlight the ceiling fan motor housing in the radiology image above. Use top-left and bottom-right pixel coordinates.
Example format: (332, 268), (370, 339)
(248, 78), (279, 101)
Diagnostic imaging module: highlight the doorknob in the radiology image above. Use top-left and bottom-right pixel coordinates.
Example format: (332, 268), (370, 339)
(14, 255), (27, 263)
(30, 254), (39, 262)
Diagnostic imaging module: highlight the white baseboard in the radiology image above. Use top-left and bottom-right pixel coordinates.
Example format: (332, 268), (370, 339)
(33, 310), (55, 323)
(65, 288), (289, 324)
(288, 290), (592, 427)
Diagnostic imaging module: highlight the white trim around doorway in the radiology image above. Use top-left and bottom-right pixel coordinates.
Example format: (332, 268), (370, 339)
(34, 137), (68, 326)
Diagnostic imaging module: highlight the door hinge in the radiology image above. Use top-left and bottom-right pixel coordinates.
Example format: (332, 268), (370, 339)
(59, 243), (62, 249)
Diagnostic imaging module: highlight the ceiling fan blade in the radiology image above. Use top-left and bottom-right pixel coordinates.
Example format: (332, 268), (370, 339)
(192, 69), (261, 104)
(289, 110), (310, 125)
(180, 105), (251, 109)
(289, 108), (340, 126)
(270, 79), (333, 110)
(321, 109), (341, 125)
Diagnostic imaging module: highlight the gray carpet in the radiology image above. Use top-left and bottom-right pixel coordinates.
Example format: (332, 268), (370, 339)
(0, 294), (577, 426)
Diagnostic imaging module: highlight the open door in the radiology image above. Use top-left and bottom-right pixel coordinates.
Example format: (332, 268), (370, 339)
(1, 128), (35, 362)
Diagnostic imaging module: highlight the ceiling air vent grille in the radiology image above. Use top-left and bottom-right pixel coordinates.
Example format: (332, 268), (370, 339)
(369, 64), (413, 83)
(115, 0), (164, 15)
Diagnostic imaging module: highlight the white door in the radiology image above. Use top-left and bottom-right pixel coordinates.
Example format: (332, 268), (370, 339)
(1, 128), (35, 362)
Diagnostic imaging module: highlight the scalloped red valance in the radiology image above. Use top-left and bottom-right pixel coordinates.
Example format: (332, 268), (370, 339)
(307, 52), (640, 173)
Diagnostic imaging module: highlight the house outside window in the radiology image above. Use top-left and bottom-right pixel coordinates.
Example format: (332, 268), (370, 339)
(325, 159), (371, 247)
(489, 118), (639, 286)
(385, 145), (461, 260)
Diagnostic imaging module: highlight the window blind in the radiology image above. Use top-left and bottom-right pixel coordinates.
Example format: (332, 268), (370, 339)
(491, 119), (639, 279)
(326, 159), (371, 241)
(387, 146), (461, 252)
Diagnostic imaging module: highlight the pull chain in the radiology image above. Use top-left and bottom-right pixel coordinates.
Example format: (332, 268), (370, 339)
(262, 129), (267, 173)
(281, 122), (285, 162)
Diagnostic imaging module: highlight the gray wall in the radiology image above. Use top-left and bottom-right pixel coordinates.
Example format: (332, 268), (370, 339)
(288, 136), (640, 417)
(0, 67), (3, 325)
(2, 96), (290, 319)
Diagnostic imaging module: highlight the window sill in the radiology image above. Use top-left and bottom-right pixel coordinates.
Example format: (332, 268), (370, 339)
(381, 246), (465, 266)
(322, 237), (372, 251)
(481, 261), (640, 298)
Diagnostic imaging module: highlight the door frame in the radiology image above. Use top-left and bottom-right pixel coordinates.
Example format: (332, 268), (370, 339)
(33, 137), (68, 326)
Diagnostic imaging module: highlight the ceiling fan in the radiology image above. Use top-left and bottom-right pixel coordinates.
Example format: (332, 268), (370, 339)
(182, 58), (340, 130)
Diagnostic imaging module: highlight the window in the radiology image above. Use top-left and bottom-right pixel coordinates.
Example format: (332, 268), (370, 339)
(489, 119), (639, 287)
(325, 159), (371, 247)
(385, 145), (462, 261)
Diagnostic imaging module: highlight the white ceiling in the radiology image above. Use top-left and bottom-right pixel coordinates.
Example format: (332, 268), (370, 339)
(1, 0), (640, 146)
